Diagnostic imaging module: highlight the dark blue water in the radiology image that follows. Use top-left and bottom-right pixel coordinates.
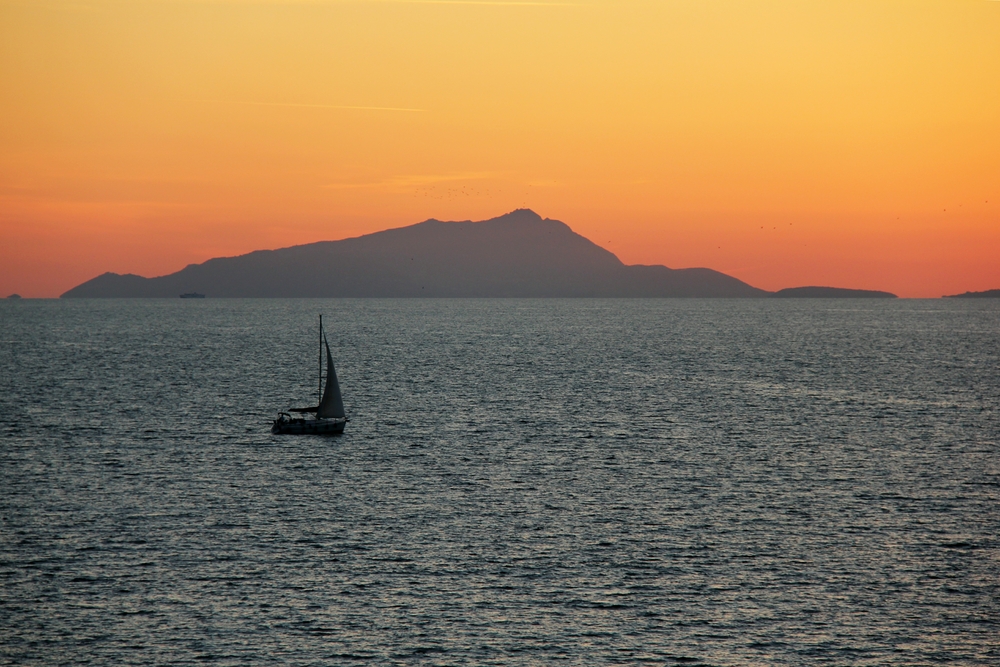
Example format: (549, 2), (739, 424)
(2, 299), (998, 666)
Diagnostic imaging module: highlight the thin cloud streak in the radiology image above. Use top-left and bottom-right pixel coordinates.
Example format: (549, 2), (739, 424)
(195, 100), (426, 112)
(365, 1), (580, 5)
(244, 101), (426, 112)
(324, 172), (497, 190)
(127, 1), (581, 5)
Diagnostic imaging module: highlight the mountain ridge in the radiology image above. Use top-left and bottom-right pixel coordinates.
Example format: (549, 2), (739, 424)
(62, 210), (770, 298)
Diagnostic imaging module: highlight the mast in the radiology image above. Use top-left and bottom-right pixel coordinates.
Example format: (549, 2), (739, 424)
(318, 314), (323, 406)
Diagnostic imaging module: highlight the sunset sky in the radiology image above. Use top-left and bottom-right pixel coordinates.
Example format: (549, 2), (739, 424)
(2, 0), (998, 298)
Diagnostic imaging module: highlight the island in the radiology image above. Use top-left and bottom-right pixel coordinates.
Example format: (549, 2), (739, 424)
(61, 210), (769, 298)
(59, 210), (924, 300)
(943, 289), (1000, 298)
(772, 287), (897, 299)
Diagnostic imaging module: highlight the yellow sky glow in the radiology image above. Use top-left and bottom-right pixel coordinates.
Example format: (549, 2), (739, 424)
(2, 0), (998, 296)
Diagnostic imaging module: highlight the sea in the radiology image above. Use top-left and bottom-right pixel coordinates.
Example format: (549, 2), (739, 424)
(1, 298), (998, 666)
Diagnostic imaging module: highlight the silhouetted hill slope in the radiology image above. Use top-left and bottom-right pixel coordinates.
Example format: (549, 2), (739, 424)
(772, 286), (897, 298)
(62, 210), (769, 298)
(944, 289), (1000, 298)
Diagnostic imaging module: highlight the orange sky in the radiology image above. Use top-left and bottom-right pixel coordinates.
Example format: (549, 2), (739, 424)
(2, 0), (998, 298)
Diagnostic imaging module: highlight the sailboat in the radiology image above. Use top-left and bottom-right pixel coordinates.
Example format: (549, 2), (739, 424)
(271, 315), (348, 435)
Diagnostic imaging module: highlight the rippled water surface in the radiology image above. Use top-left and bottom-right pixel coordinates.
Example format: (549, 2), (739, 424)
(2, 298), (998, 666)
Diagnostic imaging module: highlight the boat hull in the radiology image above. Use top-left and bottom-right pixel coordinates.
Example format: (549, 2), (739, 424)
(271, 415), (346, 435)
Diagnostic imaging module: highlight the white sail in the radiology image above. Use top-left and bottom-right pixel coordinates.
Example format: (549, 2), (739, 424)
(316, 339), (345, 419)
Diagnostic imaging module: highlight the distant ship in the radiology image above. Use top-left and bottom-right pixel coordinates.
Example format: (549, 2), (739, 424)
(271, 315), (348, 435)
(179, 292), (205, 298)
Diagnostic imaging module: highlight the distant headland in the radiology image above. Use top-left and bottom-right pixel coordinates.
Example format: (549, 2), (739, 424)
(61, 210), (902, 299)
(773, 287), (896, 299)
(943, 289), (1000, 298)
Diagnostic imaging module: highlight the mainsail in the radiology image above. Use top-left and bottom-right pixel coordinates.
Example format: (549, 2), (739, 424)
(316, 336), (345, 419)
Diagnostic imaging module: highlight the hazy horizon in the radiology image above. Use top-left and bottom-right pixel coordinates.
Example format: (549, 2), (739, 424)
(6, 209), (998, 299)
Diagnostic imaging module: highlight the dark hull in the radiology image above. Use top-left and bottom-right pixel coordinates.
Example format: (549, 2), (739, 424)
(271, 416), (346, 435)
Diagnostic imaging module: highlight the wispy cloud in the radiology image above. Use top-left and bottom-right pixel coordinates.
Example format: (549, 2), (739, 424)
(324, 172), (496, 190)
(195, 99), (426, 112)
(102, 0), (582, 5)
(16, 0), (583, 8)
(241, 101), (425, 112)
(354, 1), (580, 5)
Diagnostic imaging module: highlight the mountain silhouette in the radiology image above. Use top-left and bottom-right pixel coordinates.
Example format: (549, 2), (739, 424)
(61, 210), (769, 298)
